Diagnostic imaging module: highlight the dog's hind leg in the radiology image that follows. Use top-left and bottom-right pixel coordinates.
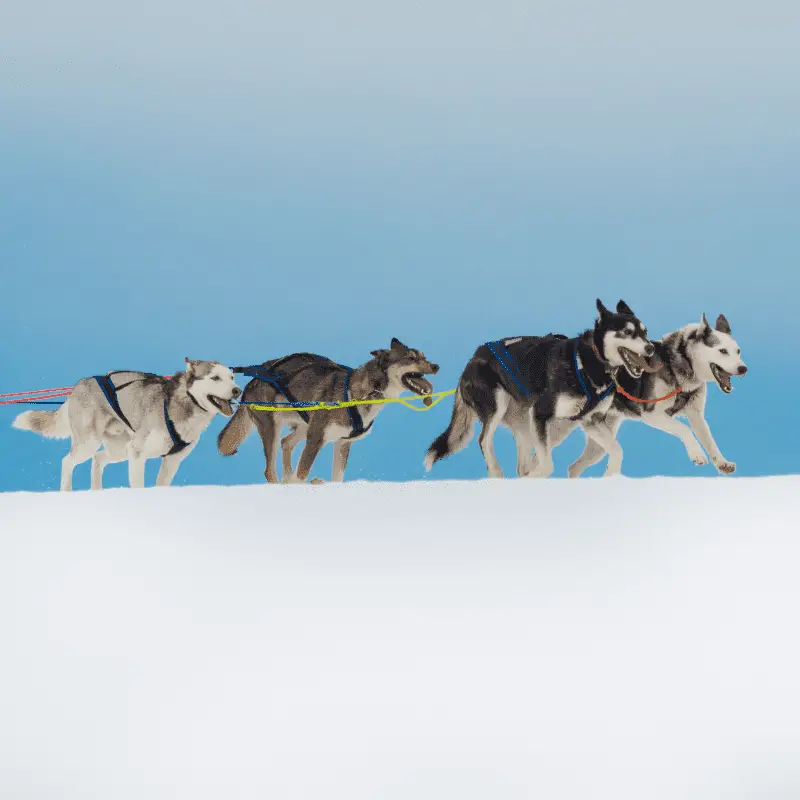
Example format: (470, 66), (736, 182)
(281, 426), (305, 483)
(507, 407), (536, 477)
(251, 412), (281, 483)
(478, 389), (509, 479)
(91, 441), (127, 490)
(331, 440), (352, 482)
(61, 438), (100, 491)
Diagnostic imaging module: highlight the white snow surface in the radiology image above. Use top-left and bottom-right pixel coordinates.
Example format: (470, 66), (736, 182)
(1, 477), (799, 799)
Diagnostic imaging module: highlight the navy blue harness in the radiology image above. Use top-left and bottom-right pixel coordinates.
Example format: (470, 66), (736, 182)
(235, 362), (374, 439)
(484, 340), (615, 420)
(569, 348), (615, 421)
(94, 374), (192, 456)
(485, 341), (531, 397)
(235, 364), (313, 423)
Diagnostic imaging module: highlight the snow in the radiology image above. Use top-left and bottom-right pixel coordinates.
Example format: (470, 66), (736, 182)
(1, 477), (799, 799)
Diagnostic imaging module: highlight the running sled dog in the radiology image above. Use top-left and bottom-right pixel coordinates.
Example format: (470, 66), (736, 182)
(13, 359), (241, 490)
(218, 338), (439, 484)
(425, 299), (658, 479)
(559, 313), (748, 477)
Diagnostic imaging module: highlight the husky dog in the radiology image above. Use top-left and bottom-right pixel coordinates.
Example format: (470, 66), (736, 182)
(218, 338), (439, 484)
(425, 299), (656, 479)
(13, 359), (240, 490)
(560, 313), (748, 477)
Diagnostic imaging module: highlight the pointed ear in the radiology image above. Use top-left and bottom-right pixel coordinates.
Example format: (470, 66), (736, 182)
(390, 338), (408, 351)
(715, 314), (731, 334)
(185, 357), (195, 376)
(596, 299), (609, 317)
(616, 300), (634, 316)
(371, 349), (390, 366)
(701, 313), (711, 330)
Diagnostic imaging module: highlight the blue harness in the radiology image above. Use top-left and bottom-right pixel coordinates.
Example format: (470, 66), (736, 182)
(94, 374), (192, 456)
(235, 362), (374, 440)
(569, 348), (615, 420)
(485, 341), (531, 397)
(484, 340), (615, 420)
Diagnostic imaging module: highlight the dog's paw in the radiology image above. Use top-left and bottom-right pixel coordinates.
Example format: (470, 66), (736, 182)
(689, 450), (708, 466)
(717, 461), (736, 475)
(310, 477), (326, 485)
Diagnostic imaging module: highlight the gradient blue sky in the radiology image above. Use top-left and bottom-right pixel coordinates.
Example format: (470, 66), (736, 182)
(1, 1), (798, 491)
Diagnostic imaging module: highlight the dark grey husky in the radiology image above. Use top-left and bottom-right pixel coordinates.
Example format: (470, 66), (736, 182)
(425, 300), (656, 478)
(218, 339), (439, 484)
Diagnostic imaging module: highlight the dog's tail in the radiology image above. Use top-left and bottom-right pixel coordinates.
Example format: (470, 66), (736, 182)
(12, 402), (71, 439)
(424, 385), (476, 471)
(217, 404), (254, 456)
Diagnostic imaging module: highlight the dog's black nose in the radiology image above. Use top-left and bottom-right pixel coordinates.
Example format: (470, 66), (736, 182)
(644, 343), (655, 357)
(738, 365), (748, 375)
(232, 386), (242, 398)
(430, 363), (440, 374)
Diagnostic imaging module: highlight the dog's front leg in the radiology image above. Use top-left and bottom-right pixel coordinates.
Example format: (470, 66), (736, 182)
(156, 448), (193, 487)
(281, 427), (304, 483)
(569, 416), (620, 478)
(640, 413), (708, 467)
(295, 432), (325, 483)
(128, 450), (147, 489)
(579, 420), (624, 477)
(684, 408), (735, 474)
(331, 440), (352, 482)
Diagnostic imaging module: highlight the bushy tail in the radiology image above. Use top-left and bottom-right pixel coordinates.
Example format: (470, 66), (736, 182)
(217, 404), (254, 456)
(12, 403), (71, 439)
(424, 387), (476, 471)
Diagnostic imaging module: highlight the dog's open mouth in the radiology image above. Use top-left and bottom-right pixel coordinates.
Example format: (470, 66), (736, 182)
(402, 373), (434, 406)
(618, 347), (655, 379)
(711, 364), (733, 394)
(208, 396), (235, 416)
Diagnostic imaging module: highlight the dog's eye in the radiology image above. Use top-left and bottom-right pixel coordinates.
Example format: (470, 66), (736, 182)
(212, 375), (222, 381)
(719, 348), (728, 355)
(736, 349), (740, 355)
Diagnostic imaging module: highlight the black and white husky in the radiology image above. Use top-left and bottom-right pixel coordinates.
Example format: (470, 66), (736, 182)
(561, 313), (748, 477)
(425, 300), (656, 478)
(13, 359), (241, 490)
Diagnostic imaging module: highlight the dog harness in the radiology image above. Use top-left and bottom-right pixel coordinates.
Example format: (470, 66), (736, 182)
(94, 373), (193, 456)
(235, 364), (313, 423)
(485, 341), (531, 397)
(569, 348), (615, 421)
(483, 341), (614, 420)
(235, 361), (374, 439)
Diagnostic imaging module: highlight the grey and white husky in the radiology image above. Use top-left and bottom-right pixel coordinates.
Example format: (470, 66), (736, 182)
(560, 313), (748, 477)
(218, 338), (439, 484)
(13, 359), (240, 490)
(425, 300), (656, 479)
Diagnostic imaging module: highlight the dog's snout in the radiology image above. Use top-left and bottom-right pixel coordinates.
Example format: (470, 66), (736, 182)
(644, 343), (655, 357)
(232, 386), (242, 398)
(738, 365), (748, 376)
(430, 363), (440, 375)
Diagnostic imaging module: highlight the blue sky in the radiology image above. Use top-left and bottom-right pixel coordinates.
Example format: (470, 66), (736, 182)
(1, 1), (798, 491)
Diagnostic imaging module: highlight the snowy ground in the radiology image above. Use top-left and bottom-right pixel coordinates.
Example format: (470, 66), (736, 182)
(1, 477), (799, 800)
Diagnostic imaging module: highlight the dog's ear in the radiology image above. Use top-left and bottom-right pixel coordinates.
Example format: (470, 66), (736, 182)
(596, 299), (610, 318)
(185, 357), (195, 377)
(715, 314), (731, 334)
(701, 313), (711, 331)
(370, 349), (390, 367)
(616, 300), (634, 316)
(390, 338), (408, 351)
